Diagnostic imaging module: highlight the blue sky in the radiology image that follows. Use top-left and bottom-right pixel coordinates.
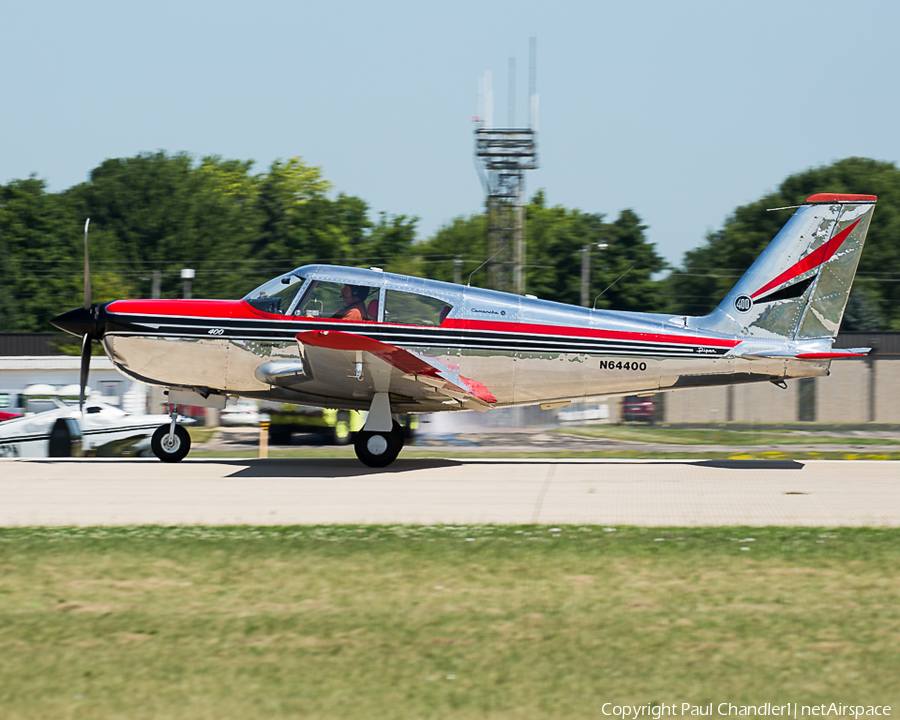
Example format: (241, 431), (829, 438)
(3, 0), (898, 266)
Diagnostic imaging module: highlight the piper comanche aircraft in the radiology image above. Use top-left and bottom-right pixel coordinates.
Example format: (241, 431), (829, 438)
(52, 193), (876, 467)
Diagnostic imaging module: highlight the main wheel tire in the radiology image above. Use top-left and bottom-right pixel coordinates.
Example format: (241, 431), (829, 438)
(391, 420), (405, 450)
(151, 424), (191, 462)
(354, 428), (402, 468)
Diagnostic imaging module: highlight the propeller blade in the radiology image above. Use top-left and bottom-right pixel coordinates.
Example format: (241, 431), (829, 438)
(79, 332), (91, 412)
(83, 218), (92, 310)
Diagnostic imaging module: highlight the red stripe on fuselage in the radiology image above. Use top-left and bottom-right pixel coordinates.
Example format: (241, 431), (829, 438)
(106, 300), (737, 348)
(440, 318), (738, 348)
(106, 299), (258, 319)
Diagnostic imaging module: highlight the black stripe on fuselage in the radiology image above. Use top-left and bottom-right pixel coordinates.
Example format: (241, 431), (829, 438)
(104, 313), (732, 358)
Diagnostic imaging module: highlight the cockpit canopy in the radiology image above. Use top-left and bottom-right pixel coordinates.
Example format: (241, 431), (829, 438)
(243, 267), (455, 327)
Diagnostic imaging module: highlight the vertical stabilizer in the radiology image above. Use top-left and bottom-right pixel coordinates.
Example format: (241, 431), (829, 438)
(697, 194), (876, 341)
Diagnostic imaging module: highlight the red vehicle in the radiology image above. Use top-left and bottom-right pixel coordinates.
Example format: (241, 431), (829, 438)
(621, 395), (655, 424)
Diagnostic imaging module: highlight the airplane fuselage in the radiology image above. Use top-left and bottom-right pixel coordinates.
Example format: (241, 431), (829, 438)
(50, 195), (877, 467)
(85, 265), (831, 413)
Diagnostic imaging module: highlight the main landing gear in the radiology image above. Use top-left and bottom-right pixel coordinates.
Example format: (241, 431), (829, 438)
(354, 421), (404, 468)
(151, 405), (191, 462)
(353, 392), (403, 468)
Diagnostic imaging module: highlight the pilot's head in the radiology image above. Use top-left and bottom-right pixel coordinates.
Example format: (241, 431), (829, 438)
(341, 285), (367, 304)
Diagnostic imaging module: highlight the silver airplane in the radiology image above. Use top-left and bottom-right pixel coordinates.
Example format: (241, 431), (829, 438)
(52, 193), (876, 467)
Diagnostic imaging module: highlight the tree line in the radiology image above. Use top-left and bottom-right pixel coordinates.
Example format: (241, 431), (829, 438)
(1, 152), (898, 335)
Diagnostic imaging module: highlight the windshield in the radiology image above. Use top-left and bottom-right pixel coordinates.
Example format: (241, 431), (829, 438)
(244, 273), (306, 315)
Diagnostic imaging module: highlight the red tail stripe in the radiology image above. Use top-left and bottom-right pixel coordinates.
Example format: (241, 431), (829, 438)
(806, 193), (877, 204)
(750, 219), (861, 300)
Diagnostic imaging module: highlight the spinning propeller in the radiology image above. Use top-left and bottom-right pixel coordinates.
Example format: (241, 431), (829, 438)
(77, 219), (94, 412)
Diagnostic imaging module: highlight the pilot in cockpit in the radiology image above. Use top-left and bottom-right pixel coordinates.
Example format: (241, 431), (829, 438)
(332, 285), (371, 321)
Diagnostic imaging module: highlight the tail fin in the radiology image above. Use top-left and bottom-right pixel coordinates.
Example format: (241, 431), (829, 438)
(698, 194), (876, 341)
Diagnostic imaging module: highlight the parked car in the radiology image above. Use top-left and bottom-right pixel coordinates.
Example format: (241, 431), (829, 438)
(219, 399), (269, 427)
(621, 395), (656, 423)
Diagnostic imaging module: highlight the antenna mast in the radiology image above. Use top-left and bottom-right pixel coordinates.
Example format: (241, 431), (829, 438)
(474, 38), (538, 294)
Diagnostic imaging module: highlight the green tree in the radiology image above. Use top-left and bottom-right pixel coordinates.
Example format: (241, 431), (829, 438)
(413, 192), (666, 310)
(597, 209), (667, 311)
(410, 214), (487, 285)
(0, 177), (82, 332)
(360, 212), (419, 274)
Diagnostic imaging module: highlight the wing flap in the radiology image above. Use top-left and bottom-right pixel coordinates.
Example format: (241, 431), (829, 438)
(296, 330), (496, 408)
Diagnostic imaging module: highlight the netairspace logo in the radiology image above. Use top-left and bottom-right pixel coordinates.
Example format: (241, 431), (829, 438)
(600, 704), (891, 720)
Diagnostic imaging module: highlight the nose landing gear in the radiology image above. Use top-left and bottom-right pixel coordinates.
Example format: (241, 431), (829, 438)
(151, 405), (191, 462)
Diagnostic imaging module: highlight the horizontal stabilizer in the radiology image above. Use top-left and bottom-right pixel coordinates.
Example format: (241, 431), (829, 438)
(795, 348), (871, 359)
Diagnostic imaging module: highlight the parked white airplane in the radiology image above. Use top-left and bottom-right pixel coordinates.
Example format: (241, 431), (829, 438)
(0, 401), (192, 458)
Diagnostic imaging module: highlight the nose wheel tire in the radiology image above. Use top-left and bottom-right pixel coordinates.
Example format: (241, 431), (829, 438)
(151, 424), (191, 462)
(354, 424), (403, 468)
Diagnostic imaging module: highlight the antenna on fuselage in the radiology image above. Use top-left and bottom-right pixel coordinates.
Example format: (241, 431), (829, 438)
(592, 266), (634, 310)
(467, 241), (511, 287)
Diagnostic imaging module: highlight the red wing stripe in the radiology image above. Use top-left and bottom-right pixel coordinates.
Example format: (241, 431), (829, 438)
(296, 330), (497, 403)
(297, 330), (439, 377)
(750, 219), (861, 300)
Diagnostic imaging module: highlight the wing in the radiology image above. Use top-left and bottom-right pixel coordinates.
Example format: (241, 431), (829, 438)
(258, 329), (496, 411)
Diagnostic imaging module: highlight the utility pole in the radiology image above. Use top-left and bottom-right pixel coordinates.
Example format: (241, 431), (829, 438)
(580, 245), (591, 307)
(151, 270), (162, 299)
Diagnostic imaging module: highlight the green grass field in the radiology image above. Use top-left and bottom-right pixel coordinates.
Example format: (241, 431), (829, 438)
(187, 425), (900, 462)
(554, 425), (900, 446)
(1, 526), (898, 719)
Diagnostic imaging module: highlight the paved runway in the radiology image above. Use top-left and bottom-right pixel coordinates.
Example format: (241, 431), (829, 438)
(1, 457), (897, 527)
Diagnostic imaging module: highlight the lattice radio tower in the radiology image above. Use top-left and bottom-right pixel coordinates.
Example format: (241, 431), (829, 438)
(474, 38), (539, 295)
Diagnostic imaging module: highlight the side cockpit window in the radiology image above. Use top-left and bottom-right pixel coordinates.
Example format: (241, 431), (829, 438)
(384, 290), (452, 326)
(296, 281), (380, 321)
(245, 274), (306, 315)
